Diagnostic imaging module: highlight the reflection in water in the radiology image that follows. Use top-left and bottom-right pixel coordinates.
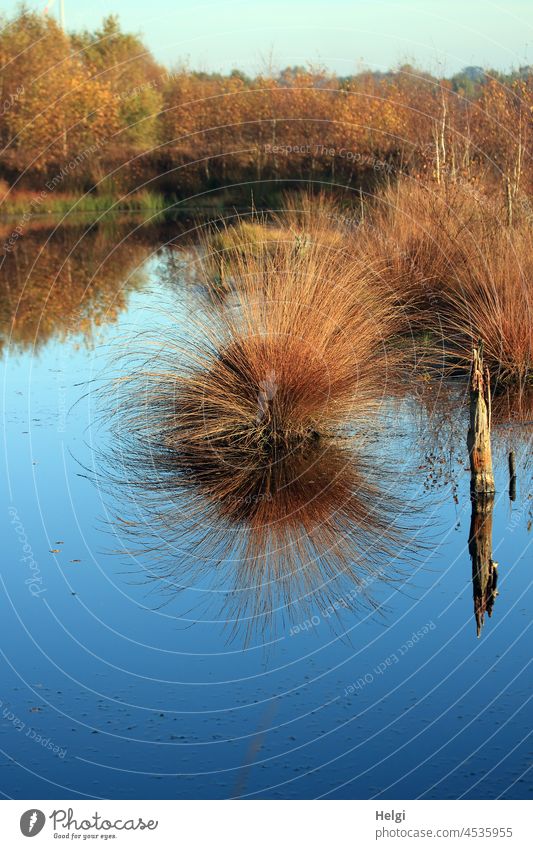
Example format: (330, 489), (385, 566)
(413, 380), (532, 635)
(3, 221), (532, 800)
(508, 451), (517, 502)
(100, 374), (415, 641)
(102, 426), (414, 641)
(181, 438), (411, 637)
(469, 494), (498, 637)
(97, 232), (419, 641)
(101, 366), (531, 641)
(0, 219), (172, 351)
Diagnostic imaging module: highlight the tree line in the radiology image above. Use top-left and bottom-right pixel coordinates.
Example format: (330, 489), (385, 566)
(0, 9), (531, 202)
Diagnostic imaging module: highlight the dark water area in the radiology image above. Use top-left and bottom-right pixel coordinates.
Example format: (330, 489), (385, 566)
(1, 218), (532, 800)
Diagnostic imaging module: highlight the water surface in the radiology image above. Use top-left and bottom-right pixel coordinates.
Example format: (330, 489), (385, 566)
(1, 218), (531, 799)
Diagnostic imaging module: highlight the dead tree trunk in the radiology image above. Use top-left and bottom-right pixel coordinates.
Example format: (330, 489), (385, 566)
(508, 450), (517, 501)
(467, 343), (495, 495)
(469, 494), (498, 637)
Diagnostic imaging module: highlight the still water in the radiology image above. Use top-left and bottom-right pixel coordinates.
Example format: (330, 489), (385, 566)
(1, 218), (531, 799)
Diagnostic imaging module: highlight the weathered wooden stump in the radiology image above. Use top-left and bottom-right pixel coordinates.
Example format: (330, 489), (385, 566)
(467, 344), (498, 635)
(467, 343), (495, 495)
(468, 493), (498, 637)
(508, 450), (517, 501)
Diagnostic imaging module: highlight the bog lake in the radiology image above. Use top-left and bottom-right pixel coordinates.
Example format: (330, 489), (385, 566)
(1, 217), (531, 799)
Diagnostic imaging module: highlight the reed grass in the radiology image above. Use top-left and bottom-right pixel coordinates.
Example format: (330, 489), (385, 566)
(188, 234), (407, 455)
(441, 223), (532, 388)
(100, 228), (414, 638)
(359, 178), (533, 389)
(199, 191), (354, 295)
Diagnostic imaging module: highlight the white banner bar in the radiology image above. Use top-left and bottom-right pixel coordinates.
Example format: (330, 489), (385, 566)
(0, 800), (530, 847)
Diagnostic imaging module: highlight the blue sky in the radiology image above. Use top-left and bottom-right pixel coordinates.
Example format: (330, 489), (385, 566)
(4, 0), (532, 74)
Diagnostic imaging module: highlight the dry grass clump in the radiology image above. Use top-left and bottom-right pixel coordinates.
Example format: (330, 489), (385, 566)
(203, 218), (284, 266)
(358, 179), (495, 311)
(101, 230), (413, 637)
(199, 191), (355, 295)
(182, 234), (406, 460)
(271, 191), (354, 254)
(491, 385), (533, 426)
(441, 222), (532, 388)
(359, 178), (533, 388)
(199, 217), (285, 293)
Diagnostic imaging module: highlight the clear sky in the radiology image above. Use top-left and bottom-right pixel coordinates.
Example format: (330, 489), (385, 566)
(3, 0), (532, 74)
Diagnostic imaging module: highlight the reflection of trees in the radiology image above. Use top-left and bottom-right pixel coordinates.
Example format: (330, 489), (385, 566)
(0, 221), (157, 352)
